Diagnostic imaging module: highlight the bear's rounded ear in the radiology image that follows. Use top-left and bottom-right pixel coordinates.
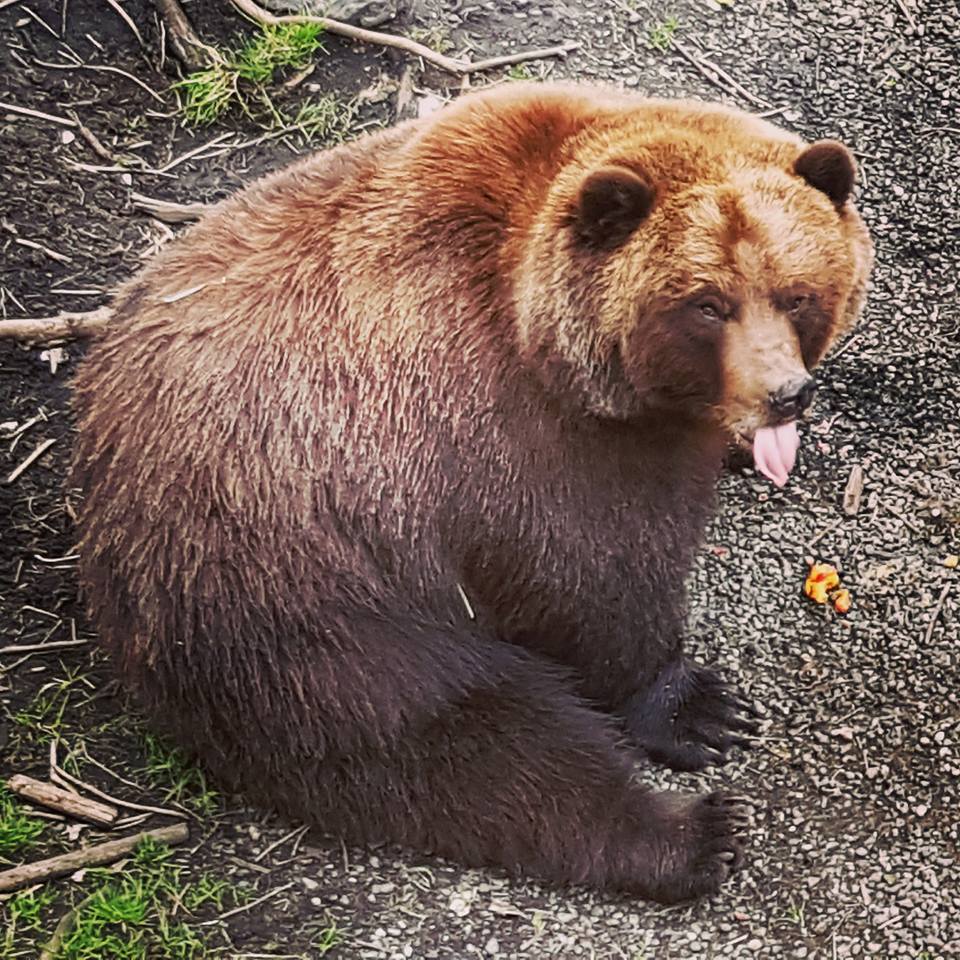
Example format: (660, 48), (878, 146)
(794, 140), (856, 209)
(572, 165), (656, 250)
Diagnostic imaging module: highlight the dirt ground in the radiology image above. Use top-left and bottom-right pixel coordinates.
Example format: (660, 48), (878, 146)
(1, 0), (957, 958)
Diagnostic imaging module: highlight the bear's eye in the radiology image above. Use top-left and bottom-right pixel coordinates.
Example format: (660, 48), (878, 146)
(789, 295), (810, 313)
(697, 299), (726, 322)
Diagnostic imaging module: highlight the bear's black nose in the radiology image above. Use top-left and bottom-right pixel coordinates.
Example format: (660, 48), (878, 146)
(769, 377), (817, 420)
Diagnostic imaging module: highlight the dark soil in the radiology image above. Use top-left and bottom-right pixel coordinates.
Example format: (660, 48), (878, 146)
(2, 0), (958, 958)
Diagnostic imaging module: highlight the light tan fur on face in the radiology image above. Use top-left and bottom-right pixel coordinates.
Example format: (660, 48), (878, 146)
(508, 96), (872, 428)
(721, 307), (807, 435)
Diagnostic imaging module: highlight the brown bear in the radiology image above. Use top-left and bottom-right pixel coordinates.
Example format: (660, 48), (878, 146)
(71, 83), (873, 903)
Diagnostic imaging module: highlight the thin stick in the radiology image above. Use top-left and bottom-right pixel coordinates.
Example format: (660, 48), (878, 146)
(103, 0), (144, 45)
(78, 746), (150, 794)
(0, 638), (89, 655)
(6, 438), (57, 485)
(0, 824), (190, 894)
(253, 824), (308, 863)
(51, 756), (190, 821)
(6, 774), (118, 827)
(673, 41), (772, 109)
(200, 880), (295, 925)
(14, 237), (72, 264)
(154, 132), (234, 174)
(34, 60), (165, 103)
(0, 306), (112, 342)
(20, 5), (59, 38)
(153, 0), (220, 70)
(131, 192), (207, 223)
(67, 109), (117, 163)
(923, 583), (951, 646)
(892, 0), (917, 32)
(807, 519), (841, 550)
(229, 0), (578, 76)
(0, 99), (75, 127)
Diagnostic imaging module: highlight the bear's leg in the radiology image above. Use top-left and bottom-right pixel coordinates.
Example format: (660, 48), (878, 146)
(299, 646), (749, 903)
(621, 656), (759, 772)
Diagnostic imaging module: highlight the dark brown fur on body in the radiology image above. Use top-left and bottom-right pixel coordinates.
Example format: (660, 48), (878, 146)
(72, 84), (872, 902)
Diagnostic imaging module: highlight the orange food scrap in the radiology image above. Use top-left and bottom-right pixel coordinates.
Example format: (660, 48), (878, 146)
(804, 562), (840, 604)
(945, 555), (959, 569)
(832, 588), (852, 614)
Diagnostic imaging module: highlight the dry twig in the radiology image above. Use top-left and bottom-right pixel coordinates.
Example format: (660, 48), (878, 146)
(0, 824), (190, 894)
(14, 237), (72, 264)
(230, 0), (578, 75)
(923, 582), (951, 646)
(0, 306), (112, 342)
(66, 109), (118, 163)
(104, 0), (145, 47)
(6, 774), (119, 827)
(131, 192), (208, 223)
(842, 464), (865, 516)
(673, 41), (772, 109)
(0, 638), (90, 655)
(0, 100), (75, 127)
(6, 437), (57, 485)
(50, 742), (190, 822)
(200, 880), (295, 925)
(154, 0), (221, 70)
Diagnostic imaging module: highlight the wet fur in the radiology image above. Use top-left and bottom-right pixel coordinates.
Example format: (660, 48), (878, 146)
(72, 84), (871, 902)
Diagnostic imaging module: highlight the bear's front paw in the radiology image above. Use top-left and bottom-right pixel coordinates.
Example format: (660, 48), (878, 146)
(641, 791), (752, 903)
(624, 658), (758, 771)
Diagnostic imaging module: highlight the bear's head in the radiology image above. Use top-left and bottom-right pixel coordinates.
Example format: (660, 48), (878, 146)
(514, 103), (874, 484)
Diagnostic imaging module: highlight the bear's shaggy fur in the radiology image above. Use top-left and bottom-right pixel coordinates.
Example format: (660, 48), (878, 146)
(72, 84), (873, 903)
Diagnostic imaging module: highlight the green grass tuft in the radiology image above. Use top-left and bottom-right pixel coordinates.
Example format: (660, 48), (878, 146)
(174, 22), (327, 128)
(41, 837), (250, 959)
(311, 916), (344, 956)
(11, 665), (89, 744)
(141, 733), (221, 816)
(235, 22), (325, 82)
(3, 887), (57, 951)
(649, 15), (679, 52)
(0, 783), (46, 859)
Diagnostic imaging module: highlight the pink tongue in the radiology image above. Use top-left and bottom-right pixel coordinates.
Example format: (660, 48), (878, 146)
(753, 421), (800, 487)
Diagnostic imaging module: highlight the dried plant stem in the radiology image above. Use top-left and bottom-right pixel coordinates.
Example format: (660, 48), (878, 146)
(154, 0), (221, 70)
(229, 0), (578, 75)
(0, 823), (190, 894)
(6, 774), (119, 827)
(0, 306), (112, 342)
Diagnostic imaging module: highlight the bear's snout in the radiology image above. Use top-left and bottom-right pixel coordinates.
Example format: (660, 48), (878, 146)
(768, 376), (817, 421)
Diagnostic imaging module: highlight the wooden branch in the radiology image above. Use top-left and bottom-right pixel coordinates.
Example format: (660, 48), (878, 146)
(131, 192), (207, 223)
(0, 306), (112, 342)
(229, 0), (579, 75)
(6, 775), (119, 827)
(842, 464), (864, 516)
(673, 41), (772, 110)
(0, 823), (190, 894)
(154, 0), (221, 70)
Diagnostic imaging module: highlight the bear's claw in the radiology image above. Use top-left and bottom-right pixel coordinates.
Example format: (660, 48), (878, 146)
(623, 658), (758, 772)
(639, 790), (751, 903)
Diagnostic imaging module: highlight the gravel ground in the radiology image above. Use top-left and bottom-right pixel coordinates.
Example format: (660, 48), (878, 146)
(1, 0), (957, 957)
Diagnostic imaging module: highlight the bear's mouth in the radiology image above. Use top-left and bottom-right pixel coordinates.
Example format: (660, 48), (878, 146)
(744, 420), (800, 488)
